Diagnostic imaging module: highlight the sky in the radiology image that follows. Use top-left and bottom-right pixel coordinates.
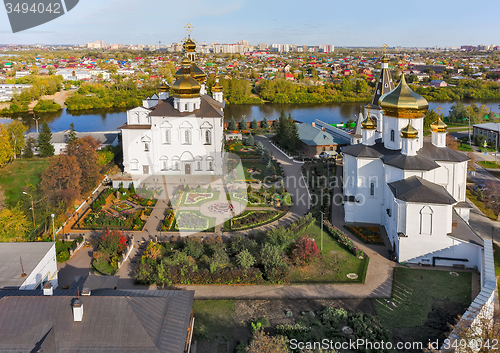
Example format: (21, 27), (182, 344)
(1, 0), (500, 47)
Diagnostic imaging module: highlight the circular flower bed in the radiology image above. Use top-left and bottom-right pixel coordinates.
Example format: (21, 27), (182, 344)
(208, 202), (233, 214)
(246, 167), (261, 174)
(240, 147), (255, 152)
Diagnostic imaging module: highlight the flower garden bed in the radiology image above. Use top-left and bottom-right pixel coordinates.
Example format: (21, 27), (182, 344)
(111, 201), (133, 212)
(129, 193), (157, 207)
(323, 221), (366, 257)
(208, 202), (233, 215)
(345, 225), (384, 245)
(173, 211), (216, 232)
(76, 207), (151, 231)
(225, 210), (286, 231)
(182, 192), (219, 206)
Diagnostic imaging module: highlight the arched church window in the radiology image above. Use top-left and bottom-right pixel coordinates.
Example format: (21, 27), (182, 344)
(205, 130), (211, 144)
(130, 159), (139, 170)
(185, 104), (188, 110)
(197, 161), (201, 170)
(165, 130), (170, 144)
(208, 161), (213, 170)
(144, 142), (149, 151)
(384, 83), (389, 88)
(184, 130), (191, 144)
(162, 160), (168, 170)
(175, 162), (179, 170)
(370, 182), (375, 196)
(390, 130), (395, 142)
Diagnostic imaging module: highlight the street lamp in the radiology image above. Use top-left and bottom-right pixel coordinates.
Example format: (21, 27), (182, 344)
(51, 214), (55, 243)
(319, 211), (324, 252)
(22, 192), (35, 229)
(33, 115), (40, 133)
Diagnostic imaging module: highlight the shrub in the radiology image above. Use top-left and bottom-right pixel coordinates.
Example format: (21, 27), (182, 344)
(236, 249), (256, 269)
(184, 237), (205, 259)
(291, 236), (320, 266)
(259, 243), (286, 269)
(129, 183), (135, 194)
(320, 307), (347, 327)
(207, 185), (213, 193)
(195, 185), (202, 192)
(246, 330), (290, 353)
(98, 229), (127, 256)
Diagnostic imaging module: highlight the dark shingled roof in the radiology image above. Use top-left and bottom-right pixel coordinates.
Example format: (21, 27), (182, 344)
(342, 140), (469, 171)
(0, 289), (194, 353)
(366, 63), (394, 109)
(449, 209), (484, 246)
(149, 95), (223, 118)
(81, 275), (119, 291)
(388, 176), (457, 204)
(383, 154), (440, 171)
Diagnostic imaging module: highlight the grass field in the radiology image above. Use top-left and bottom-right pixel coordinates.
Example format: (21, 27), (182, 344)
(457, 143), (473, 152)
(478, 160), (500, 169)
(466, 189), (497, 220)
(289, 223), (369, 284)
(373, 268), (471, 344)
(193, 300), (236, 340)
(0, 159), (49, 207)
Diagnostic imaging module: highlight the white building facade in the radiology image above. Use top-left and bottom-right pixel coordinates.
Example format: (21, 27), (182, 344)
(342, 67), (482, 268)
(120, 36), (225, 178)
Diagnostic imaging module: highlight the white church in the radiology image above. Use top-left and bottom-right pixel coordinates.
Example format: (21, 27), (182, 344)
(342, 55), (484, 268)
(119, 36), (225, 179)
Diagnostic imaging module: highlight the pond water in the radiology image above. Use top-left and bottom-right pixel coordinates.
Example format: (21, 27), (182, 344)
(2, 100), (500, 133)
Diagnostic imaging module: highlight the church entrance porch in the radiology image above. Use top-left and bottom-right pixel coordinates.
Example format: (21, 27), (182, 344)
(185, 163), (191, 175)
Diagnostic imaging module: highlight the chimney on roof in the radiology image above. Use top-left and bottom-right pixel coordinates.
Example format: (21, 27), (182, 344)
(73, 299), (83, 322)
(82, 287), (91, 296)
(43, 283), (53, 296)
(311, 122), (315, 127)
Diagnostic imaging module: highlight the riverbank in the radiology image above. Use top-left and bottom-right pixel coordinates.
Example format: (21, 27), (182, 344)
(0, 90), (72, 112)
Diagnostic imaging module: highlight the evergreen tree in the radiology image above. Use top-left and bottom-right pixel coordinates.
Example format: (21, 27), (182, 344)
(265, 160), (275, 177)
(228, 116), (237, 130)
(250, 118), (259, 130)
(261, 117), (269, 129)
(256, 141), (265, 155)
(129, 182), (135, 194)
(239, 117), (247, 130)
(68, 123), (77, 143)
(245, 133), (255, 146)
(260, 149), (270, 164)
(38, 122), (54, 157)
(274, 111), (300, 153)
(23, 137), (36, 158)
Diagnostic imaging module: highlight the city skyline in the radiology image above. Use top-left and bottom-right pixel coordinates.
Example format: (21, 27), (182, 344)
(0, 0), (499, 46)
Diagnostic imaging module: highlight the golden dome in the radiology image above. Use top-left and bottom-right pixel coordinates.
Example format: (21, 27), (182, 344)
(171, 56), (201, 98)
(361, 116), (376, 130)
(401, 121), (419, 139)
(158, 81), (170, 92)
(191, 63), (206, 83)
(431, 117), (447, 133)
(212, 75), (223, 92)
(379, 74), (428, 118)
(183, 35), (196, 52)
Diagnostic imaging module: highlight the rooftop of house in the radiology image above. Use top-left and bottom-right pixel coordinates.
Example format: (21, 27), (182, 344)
(0, 242), (54, 289)
(26, 131), (120, 146)
(0, 287), (195, 353)
(473, 122), (500, 132)
(297, 123), (344, 146)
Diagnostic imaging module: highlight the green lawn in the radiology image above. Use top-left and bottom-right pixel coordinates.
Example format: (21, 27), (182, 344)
(289, 223), (369, 284)
(242, 161), (267, 180)
(494, 243), (500, 277)
(0, 159), (49, 207)
(466, 189), (497, 220)
(373, 268), (471, 330)
(457, 144), (473, 152)
(193, 300), (235, 340)
(478, 160), (500, 169)
(232, 144), (261, 159)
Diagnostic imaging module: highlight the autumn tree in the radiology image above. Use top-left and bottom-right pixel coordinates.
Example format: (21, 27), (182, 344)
(66, 136), (101, 193)
(40, 154), (82, 205)
(0, 125), (14, 166)
(0, 205), (30, 241)
(5, 120), (27, 158)
(37, 122), (54, 157)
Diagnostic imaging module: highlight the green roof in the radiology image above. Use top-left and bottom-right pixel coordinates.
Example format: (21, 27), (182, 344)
(297, 123), (339, 146)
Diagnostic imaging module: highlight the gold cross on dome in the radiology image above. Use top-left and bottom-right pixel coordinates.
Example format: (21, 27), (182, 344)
(382, 43), (388, 52)
(185, 23), (193, 35)
(436, 106), (443, 115)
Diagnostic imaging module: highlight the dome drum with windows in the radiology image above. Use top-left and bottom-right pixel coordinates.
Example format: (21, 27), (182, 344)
(379, 74), (428, 118)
